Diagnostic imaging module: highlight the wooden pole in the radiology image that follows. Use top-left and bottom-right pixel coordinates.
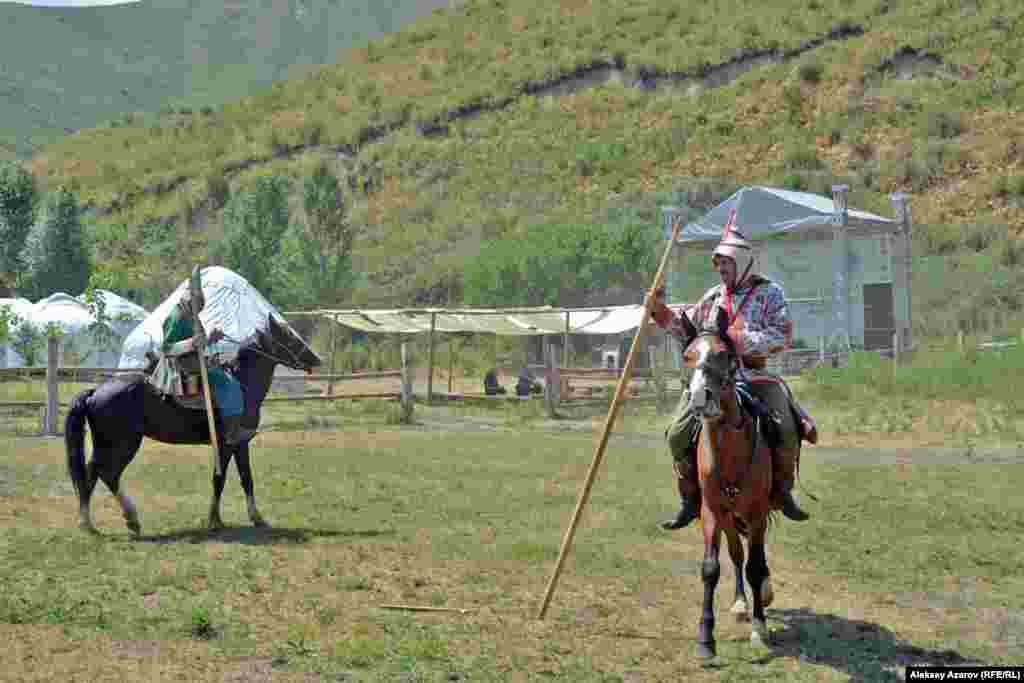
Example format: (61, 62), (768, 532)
(187, 267), (223, 478)
(448, 337), (454, 394)
(563, 312), (570, 368)
(400, 341), (414, 424)
(536, 211), (684, 620)
(45, 335), (59, 436)
(544, 337), (559, 418)
(426, 312), (437, 404)
(326, 317), (338, 397)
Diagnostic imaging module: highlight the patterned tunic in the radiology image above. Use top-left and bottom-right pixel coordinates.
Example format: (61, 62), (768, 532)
(657, 275), (793, 382)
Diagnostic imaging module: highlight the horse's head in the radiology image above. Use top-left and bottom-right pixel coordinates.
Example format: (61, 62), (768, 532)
(252, 314), (322, 373)
(680, 307), (739, 422)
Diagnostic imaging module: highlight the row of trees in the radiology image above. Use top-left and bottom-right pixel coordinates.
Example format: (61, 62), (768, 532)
(0, 159), (358, 313)
(4, 156), (662, 329)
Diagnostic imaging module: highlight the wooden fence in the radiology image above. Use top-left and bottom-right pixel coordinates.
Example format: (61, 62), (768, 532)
(0, 338), (417, 435)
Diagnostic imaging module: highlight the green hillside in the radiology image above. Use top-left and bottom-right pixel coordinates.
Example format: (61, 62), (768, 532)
(16, 0), (1024, 340)
(0, 0), (452, 157)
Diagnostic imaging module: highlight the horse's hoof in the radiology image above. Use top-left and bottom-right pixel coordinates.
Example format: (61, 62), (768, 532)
(79, 521), (100, 535)
(751, 619), (771, 648)
(126, 519), (142, 536)
(761, 578), (774, 608)
(731, 598), (749, 621)
(694, 641), (716, 660)
(207, 518), (225, 531)
(252, 517), (270, 529)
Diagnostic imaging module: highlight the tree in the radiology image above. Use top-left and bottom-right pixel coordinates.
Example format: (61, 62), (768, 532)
(18, 186), (91, 301)
(0, 162), (40, 291)
(218, 175), (292, 301)
(276, 162), (357, 308)
(0, 303), (22, 347)
(462, 216), (661, 307)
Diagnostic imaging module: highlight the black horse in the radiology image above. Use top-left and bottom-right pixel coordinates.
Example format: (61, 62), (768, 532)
(65, 315), (321, 535)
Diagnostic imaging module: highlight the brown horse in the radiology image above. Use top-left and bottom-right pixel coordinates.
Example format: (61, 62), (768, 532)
(678, 307), (775, 659)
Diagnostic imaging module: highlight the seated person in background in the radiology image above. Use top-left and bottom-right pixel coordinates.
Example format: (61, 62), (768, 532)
(515, 367), (543, 397)
(484, 368), (507, 395)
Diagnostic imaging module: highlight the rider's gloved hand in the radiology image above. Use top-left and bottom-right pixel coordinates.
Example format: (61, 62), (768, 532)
(649, 287), (672, 327)
(207, 327), (225, 345)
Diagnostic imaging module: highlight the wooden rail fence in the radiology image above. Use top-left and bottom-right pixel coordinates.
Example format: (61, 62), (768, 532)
(1, 339), (417, 434)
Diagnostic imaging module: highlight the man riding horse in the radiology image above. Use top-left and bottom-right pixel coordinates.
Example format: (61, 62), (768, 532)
(147, 285), (255, 446)
(651, 217), (819, 530)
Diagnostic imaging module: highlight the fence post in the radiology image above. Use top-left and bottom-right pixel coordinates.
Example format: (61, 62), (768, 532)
(448, 338), (454, 395)
(400, 342), (414, 424)
(45, 335), (60, 436)
(426, 312), (437, 404)
(326, 318), (338, 397)
(563, 312), (570, 368)
(958, 330), (965, 352)
(545, 338), (560, 418)
(892, 330), (900, 365)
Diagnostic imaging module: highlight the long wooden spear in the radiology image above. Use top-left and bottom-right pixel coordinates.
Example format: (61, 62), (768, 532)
(187, 266), (223, 478)
(536, 210), (685, 620)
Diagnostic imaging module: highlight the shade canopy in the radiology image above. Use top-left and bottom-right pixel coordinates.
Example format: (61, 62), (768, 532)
(301, 303), (671, 336)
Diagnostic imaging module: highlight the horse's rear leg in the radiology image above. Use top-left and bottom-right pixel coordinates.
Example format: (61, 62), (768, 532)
(77, 460), (101, 533)
(695, 509), (722, 660)
(93, 438), (143, 535)
(725, 527), (748, 620)
(235, 443), (269, 528)
(746, 520), (772, 647)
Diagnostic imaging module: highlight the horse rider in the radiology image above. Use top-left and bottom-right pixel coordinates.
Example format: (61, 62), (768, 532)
(149, 288), (256, 446)
(650, 220), (819, 530)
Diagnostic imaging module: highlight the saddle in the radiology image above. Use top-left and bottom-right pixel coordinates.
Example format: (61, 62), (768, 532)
(735, 383), (783, 450)
(683, 385), (782, 451)
(143, 350), (211, 412)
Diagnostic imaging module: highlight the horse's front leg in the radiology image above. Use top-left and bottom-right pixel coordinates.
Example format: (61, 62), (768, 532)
(207, 445), (231, 530)
(695, 506), (722, 660)
(235, 442), (269, 528)
(746, 519), (773, 648)
(725, 526), (748, 620)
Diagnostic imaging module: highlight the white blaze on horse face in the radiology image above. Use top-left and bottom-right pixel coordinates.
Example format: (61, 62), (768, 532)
(687, 340), (713, 410)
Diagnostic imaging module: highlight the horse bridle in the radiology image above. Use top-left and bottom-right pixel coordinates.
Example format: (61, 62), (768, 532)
(221, 327), (308, 371)
(690, 334), (759, 508)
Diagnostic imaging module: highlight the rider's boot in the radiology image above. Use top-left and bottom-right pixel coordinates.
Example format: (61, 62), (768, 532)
(772, 446), (810, 521)
(661, 449), (702, 530)
(791, 398), (818, 445)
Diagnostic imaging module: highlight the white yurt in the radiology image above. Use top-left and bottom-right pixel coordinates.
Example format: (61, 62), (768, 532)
(0, 290), (148, 368)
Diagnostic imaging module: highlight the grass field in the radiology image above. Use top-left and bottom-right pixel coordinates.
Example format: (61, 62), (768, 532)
(1, 394), (1021, 681)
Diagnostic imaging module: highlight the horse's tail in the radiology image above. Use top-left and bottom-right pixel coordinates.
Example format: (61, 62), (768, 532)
(65, 389), (95, 501)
